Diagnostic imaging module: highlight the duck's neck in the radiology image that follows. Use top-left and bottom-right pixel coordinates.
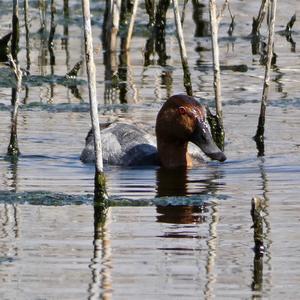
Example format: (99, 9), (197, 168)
(157, 139), (192, 168)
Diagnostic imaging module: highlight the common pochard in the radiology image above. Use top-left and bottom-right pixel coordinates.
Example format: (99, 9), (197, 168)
(80, 94), (226, 168)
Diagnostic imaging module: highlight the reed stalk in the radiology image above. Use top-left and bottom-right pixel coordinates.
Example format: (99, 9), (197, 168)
(172, 0), (193, 96)
(209, 0), (222, 118)
(7, 55), (22, 157)
(207, 0), (225, 151)
(81, 0), (107, 200)
(254, 0), (277, 156)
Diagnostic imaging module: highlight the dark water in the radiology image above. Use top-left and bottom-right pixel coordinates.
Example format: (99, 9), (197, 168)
(1, 1), (300, 299)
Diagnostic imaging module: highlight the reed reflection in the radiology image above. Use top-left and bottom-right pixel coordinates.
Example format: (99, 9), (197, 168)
(192, 0), (209, 37)
(144, 0), (170, 67)
(48, 0), (56, 103)
(0, 204), (19, 273)
(204, 202), (219, 300)
(62, 0), (69, 58)
(6, 85), (21, 192)
(5, 158), (19, 192)
(88, 205), (112, 300)
(251, 158), (272, 298)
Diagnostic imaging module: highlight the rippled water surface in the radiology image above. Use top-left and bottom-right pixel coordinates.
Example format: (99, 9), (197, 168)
(1, 0), (300, 299)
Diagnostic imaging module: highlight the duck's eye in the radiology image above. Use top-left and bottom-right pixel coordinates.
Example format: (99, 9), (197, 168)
(178, 106), (186, 115)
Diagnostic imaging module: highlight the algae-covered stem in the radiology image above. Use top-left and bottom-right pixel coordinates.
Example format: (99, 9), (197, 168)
(254, 0), (277, 156)
(81, 0), (107, 200)
(172, 0), (193, 96)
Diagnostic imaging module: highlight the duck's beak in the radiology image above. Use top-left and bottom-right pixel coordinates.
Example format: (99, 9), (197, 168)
(190, 118), (226, 162)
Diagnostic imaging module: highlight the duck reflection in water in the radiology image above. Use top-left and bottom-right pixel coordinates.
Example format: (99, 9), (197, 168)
(155, 167), (224, 224)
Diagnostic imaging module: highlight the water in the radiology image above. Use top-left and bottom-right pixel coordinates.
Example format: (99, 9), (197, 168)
(1, 0), (300, 299)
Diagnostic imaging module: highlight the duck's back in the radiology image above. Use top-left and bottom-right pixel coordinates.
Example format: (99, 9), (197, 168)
(80, 122), (158, 166)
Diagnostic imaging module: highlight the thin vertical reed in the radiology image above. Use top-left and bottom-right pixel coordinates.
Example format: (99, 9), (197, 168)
(254, 0), (277, 156)
(81, 0), (107, 200)
(209, 0), (222, 118)
(173, 0), (193, 96)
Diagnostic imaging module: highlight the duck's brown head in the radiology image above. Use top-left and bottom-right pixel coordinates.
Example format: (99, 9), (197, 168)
(155, 94), (226, 168)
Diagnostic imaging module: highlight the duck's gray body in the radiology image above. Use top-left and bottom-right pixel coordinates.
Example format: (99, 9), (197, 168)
(80, 122), (205, 166)
(80, 122), (158, 166)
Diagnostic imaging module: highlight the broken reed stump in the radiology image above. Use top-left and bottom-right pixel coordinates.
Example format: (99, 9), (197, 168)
(254, 0), (277, 156)
(7, 55), (22, 157)
(81, 0), (107, 203)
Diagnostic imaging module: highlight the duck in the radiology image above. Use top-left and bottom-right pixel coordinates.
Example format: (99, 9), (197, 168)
(80, 94), (226, 168)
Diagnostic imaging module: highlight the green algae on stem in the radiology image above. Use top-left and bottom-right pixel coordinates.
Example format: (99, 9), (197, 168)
(94, 171), (108, 210)
(206, 107), (225, 152)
